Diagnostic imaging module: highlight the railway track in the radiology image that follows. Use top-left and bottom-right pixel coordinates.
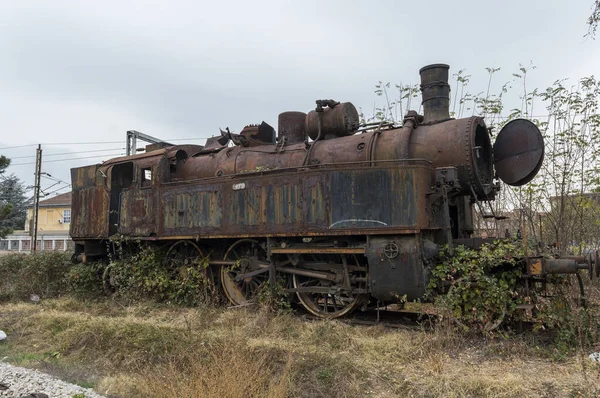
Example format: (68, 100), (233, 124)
(303, 308), (437, 329)
(304, 307), (538, 332)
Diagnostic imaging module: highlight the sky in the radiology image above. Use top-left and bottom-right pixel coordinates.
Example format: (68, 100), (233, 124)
(1, 0), (599, 195)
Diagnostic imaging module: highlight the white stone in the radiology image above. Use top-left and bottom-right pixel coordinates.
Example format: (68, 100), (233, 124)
(0, 362), (106, 398)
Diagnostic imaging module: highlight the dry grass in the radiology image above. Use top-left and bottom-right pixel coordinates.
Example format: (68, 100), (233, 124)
(0, 298), (599, 398)
(105, 341), (293, 398)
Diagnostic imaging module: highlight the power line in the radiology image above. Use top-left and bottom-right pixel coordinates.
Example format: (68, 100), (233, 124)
(0, 141), (122, 149)
(39, 179), (72, 196)
(39, 181), (62, 194)
(0, 144), (41, 150)
(9, 147), (125, 160)
(9, 152), (125, 166)
(5, 135), (218, 165)
(41, 174), (66, 183)
(42, 184), (71, 197)
(0, 137), (213, 151)
(41, 174), (71, 188)
(40, 141), (128, 145)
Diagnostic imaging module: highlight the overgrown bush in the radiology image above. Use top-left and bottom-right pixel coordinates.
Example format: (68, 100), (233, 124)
(67, 260), (107, 297)
(0, 242), (220, 306)
(257, 278), (293, 315)
(427, 241), (526, 333)
(428, 241), (600, 353)
(535, 277), (600, 356)
(0, 251), (72, 300)
(106, 243), (219, 306)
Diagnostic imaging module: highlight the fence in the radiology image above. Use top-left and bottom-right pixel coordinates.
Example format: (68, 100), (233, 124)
(0, 234), (73, 252)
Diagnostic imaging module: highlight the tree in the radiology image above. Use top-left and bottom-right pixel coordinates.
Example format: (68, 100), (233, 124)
(0, 155), (28, 238)
(0, 173), (29, 237)
(588, 1), (600, 38)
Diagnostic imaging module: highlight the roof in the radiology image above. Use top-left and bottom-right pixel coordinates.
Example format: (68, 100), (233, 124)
(33, 191), (72, 207)
(101, 144), (205, 166)
(102, 148), (169, 165)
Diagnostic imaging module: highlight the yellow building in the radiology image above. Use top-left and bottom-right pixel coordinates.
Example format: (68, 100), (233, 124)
(25, 191), (72, 235)
(0, 192), (73, 252)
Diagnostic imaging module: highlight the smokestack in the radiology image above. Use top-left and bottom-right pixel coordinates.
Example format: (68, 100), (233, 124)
(419, 64), (450, 124)
(278, 111), (307, 144)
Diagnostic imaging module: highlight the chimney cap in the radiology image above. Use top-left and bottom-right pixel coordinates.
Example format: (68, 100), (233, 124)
(419, 63), (450, 74)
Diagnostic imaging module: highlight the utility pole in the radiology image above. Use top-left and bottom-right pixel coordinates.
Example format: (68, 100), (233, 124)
(32, 144), (42, 252)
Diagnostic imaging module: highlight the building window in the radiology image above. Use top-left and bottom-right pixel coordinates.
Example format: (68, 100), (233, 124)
(63, 209), (71, 224)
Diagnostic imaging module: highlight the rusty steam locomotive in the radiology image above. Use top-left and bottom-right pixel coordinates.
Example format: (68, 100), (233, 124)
(70, 64), (595, 318)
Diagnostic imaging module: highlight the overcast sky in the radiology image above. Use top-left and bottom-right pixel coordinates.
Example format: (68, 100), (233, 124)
(1, 0), (599, 193)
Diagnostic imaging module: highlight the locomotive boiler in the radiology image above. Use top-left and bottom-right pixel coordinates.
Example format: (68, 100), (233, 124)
(71, 63), (590, 318)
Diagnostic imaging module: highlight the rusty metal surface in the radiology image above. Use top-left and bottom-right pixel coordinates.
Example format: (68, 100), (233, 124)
(305, 102), (359, 140)
(148, 228), (423, 240)
(155, 162), (434, 238)
(419, 64), (451, 124)
(526, 257), (543, 275)
(404, 117), (494, 198)
(271, 247), (366, 254)
(70, 187), (109, 238)
(79, 140), (440, 240)
(277, 266), (338, 282)
(178, 115), (494, 198)
(278, 111), (307, 144)
(103, 148), (168, 166)
(238, 123), (276, 146)
(103, 144), (204, 166)
(72, 119), (497, 240)
(543, 258), (581, 274)
(119, 187), (156, 236)
(165, 144), (205, 158)
(70, 165), (109, 238)
(161, 186), (222, 233)
(493, 119), (544, 186)
(367, 235), (425, 301)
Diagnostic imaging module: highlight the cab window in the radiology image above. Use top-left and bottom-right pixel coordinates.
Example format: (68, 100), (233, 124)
(141, 167), (152, 187)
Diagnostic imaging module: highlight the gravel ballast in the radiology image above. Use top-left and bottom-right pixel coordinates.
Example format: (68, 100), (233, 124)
(0, 362), (106, 398)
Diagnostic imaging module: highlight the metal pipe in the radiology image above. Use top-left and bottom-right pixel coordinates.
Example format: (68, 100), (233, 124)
(277, 266), (338, 282)
(564, 255), (586, 263)
(543, 258), (588, 274)
(235, 267), (270, 282)
(398, 112), (418, 160)
(209, 260), (241, 266)
(285, 287), (368, 294)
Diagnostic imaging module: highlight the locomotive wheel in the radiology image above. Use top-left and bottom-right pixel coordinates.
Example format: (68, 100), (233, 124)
(164, 240), (212, 282)
(221, 239), (269, 306)
(293, 254), (368, 319)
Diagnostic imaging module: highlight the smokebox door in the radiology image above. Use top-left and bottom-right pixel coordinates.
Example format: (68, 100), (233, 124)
(493, 118), (544, 186)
